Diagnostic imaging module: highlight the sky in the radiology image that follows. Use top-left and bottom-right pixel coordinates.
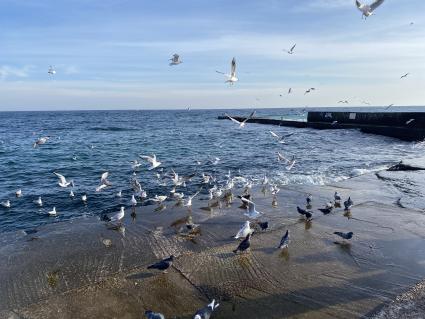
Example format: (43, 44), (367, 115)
(0, 0), (424, 111)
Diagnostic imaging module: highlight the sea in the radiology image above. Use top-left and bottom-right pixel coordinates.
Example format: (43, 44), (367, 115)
(0, 106), (424, 233)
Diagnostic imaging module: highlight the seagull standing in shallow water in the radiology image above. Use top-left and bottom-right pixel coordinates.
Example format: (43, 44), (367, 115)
(216, 57), (238, 85)
(355, 0), (385, 19)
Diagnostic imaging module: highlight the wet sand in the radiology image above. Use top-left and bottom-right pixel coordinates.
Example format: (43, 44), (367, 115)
(1, 168), (425, 319)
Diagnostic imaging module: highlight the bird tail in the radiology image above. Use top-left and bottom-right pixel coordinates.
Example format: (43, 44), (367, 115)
(147, 265), (155, 269)
(333, 232), (342, 236)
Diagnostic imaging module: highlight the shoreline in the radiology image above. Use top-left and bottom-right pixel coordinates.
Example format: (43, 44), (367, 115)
(1, 166), (425, 318)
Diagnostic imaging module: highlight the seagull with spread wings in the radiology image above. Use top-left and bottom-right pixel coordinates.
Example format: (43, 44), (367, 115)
(355, 0), (385, 19)
(284, 44), (296, 55)
(216, 57), (238, 85)
(225, 110), (256, 128)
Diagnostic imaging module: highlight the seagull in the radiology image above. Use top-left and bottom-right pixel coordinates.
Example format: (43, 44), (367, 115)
(131, 160), (142, 170)
(286, 157), (296, 171)
(225, 110), (256, 128)
(304, 88), (315, 95)
(144, 310), (165, 319)
(193, 299), (220, 319)
(33, 136), (49, 148)
(48, 65), (56, 75)
(338, 100), (349, 104)
(355, 0), (385, 19)
(69, 190), (75, 198)
(151, 195), (167, 204)
(277, 230), (290, 249)
(54, 172), (72, 188)
(269, 131), (292, 144)
(15, 189), (22, 197)
(130, 195), (137, 206)
(1, 200), (11, 208)
(216, 57), (238, 85)
(334, 231), (354, 241)
(233, 233), (251, 254)
(147, 255), (174, 273)
(385, 104), (394, 110)
(277, 152), (288, 163)
(139, 154), (161, 170)
(284, 44), (296, 55)
(235, 221), (254, 239)
(48, 207), (57, 216)
(241, 197), (263, 219)
(344, 197), (353, 210)
(35, 196), (43, 207)
(297, 206), (312, 220)
(82, 194), (87, 203)
(96, 172), (112, 192)
(169, 53), (182, 66)
(110, 206), (125, 223)
(400, 73), (410, 79)
(184, 189), (201, 207)
(406, 119), (415, 125)
(288, 88), (292, 94)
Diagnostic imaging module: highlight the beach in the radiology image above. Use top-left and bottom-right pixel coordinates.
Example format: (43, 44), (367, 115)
(2, 161), (425, 319)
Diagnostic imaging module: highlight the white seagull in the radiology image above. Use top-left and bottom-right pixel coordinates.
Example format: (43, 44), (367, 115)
(110, 206), (125, 223)
(1, 200), (11, 208)
(225, 110), (256, 128)
(184, 189), (202, 207)
(130, 195), (137, 206)
(15, 189), (22, 197)
(270, 131), (293, 144)
(139, 154), (161, 170)
(48, 65), (56, 75)
(169, 53), (182, 66)
(33, 136), (50, 148)
(54, 172), (72, 188)
(35, 196), (43, 207)
(355, 0), (385, 19)
(216, 57), (238, 85)
(235, 221), (254, 239)
(241, 197), (263, 219)
(69, 190), (75, 198)
(48, 207), (57, 216)
(96, 172), (112, 192)
(82, 194), (87, 203)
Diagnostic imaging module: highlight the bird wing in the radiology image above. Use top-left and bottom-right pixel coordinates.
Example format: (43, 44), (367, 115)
(225, 113), (241, 125)
(54, 172), (66, 184)
(290, 44), (296, 52)
(101, 172), (109, 182)
(370, 0), (384, 11)
(140, 155), (154, 164)
(355, 0), (362, 9)
(215, 70), (225, 75)
(230, 57), (236, 76)
(270, 131), (280, 139)
(241, 110), (256, 124)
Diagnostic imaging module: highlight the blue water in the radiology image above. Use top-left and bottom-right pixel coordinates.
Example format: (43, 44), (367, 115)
(0, 107), (423, 232)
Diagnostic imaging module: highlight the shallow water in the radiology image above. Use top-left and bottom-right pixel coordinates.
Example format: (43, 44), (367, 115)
(0, 107), (423, 232)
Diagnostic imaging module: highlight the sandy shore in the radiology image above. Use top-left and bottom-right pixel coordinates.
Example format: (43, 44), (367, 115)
(1, 166), (425, 319)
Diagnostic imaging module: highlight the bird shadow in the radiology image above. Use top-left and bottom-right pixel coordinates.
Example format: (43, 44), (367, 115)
(215, 252), (235, 260)
(126, 272), (155, 280)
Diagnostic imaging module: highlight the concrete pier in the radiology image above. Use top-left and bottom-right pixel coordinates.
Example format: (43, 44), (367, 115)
(218, 111), (425, 141)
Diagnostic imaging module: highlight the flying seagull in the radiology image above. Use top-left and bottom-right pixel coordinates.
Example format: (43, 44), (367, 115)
(96, 172), (112, 192)
(288, 88), (292, 94)
(54, 172), (72, 188)
(33, 136), (49, 148)
(193, 299), (220, 319)
(400, 73), (410, 79)
(406, 119), (415, 125)
(284, 44), (296, 55)
(139, 154), (161, 170)
(385, 104), (394, 110)
(355, 0), (385, 19)
(169, 53), (182, 66)
(241, 197), (263, 219)
(338, 100), (349, 104)
(304, 88), (315, 95)
(225, 110), (256, 128)
(216, 57), (238, 85)
(269, 131), (293, 144)
(48, 65), (56, 75)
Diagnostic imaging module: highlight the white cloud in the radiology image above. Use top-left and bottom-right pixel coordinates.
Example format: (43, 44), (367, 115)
(0, 65), (32, 80)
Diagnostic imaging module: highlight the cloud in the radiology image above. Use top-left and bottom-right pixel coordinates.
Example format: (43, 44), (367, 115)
(0, 65), (32, 80)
